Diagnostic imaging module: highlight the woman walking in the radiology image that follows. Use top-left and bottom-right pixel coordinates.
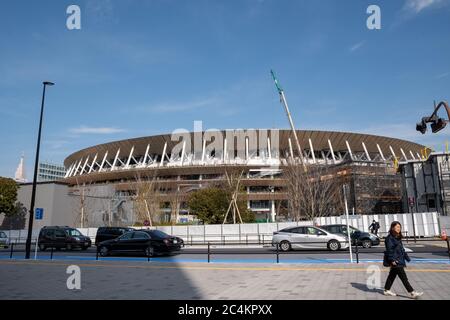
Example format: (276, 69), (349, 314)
(383, 221), (423, 298)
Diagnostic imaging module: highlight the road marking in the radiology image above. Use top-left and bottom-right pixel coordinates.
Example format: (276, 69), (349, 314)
(1, 260), (449, 273)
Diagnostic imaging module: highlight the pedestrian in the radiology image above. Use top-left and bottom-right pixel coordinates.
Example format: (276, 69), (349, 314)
(374, 221), (380, 236)
(383, 221), (423, 298)
(369, 220), (377, 234)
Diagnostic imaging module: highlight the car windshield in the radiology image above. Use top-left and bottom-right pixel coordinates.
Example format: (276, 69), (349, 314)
(67, 229), (82, 236)
(342, 225), (360, 235)
(149, 230), (169, 239)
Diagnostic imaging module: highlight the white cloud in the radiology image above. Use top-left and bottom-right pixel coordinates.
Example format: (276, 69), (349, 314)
(69, 126), (126, 134)
(349, 41), (365, 52)
(435, 72), (450, 79)
(403, 0), (449, 14)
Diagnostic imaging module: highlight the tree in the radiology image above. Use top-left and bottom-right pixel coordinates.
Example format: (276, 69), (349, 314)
(187, 186), (255, 224)
(284, 162), (343, 221)
(0, 177), (19, 217)
(132, 174), (161, 226)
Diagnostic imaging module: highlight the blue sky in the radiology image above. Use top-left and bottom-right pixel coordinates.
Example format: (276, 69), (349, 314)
(0, 0), (449, 179)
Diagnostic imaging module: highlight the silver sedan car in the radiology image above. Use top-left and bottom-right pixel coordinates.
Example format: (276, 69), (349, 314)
(272, 226), (349, 251)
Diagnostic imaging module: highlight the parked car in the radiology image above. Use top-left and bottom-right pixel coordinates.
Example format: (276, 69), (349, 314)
(38, 226), (92, 251)
(97, 229), (184, 257)
(95, 227), (135, 245)
(272, 226), (349, 251)
(0, 231), (9, 248)
(320, 224), (380, 248)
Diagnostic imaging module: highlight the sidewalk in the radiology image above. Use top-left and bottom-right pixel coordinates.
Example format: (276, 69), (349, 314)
(0, 259), (448, 299)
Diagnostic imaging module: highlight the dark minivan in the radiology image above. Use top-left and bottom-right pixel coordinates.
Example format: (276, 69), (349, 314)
(97, 229), (184, 257)
(95, 227), (135, 246)
(38, 226), (92, 251)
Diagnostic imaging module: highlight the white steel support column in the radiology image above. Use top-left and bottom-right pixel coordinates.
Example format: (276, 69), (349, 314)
(80, 156), (90, 175)
(308, 138), (316, 164)
(125, 146), (135, 169)
(409, 150), (416, 160)
(267, 137), (272, 159)
(88, 154), (98, 173)
(201, 139), (206, 165)
(73, 158), (83, 176)
(160, 142), (167, 167)
(362, 142), (371, 161)
(328, 139), (336, 163)
(345, 141), (354, 161)
(142, 144), (150, 167)
(223, 138), (227, 162)
(400, 148), (408, 161)
(65, 163), (74, 178)
(180, 141), (186, 166)
(389, 146), (397, 160)
(112, 149), (121, 171)
(376, 144), (385, 161)
(245, 137), (249, 161)
(288, 138), (294, 161)
(99, 151), (108, 172)
(416, 152), (421, 160)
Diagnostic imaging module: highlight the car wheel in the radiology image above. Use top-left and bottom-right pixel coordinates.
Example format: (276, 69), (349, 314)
(145, 246), (154, 257)
(99, 246), (109, 257)
(66, 244), (72, 251)
(279, 241), (291, 252)
(362, 239), (372, 249)
(39, 244), (46, 251)
(328, 240), (340, 251)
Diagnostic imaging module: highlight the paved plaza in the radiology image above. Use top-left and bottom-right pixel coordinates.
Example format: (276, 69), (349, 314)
(0, 259), (449, 300)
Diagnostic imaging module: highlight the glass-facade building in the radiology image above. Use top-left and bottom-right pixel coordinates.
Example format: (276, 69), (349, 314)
(37, 162), (66, 182)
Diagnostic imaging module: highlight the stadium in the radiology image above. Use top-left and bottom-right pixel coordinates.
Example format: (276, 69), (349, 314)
(61, 129), (426, 225)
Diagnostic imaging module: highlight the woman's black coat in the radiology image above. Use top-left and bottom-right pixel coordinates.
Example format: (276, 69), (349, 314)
(385, 233), (411, 267)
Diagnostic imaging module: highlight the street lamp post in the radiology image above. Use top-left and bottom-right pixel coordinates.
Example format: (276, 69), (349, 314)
(25, 81), (54, 259)
(343, 184), (353, 263)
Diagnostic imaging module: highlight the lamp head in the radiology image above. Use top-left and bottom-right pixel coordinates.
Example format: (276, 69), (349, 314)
(43, 81), (55, 86)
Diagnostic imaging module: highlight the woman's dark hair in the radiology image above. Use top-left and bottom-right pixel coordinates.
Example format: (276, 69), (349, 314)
(389, 221), (403, 239)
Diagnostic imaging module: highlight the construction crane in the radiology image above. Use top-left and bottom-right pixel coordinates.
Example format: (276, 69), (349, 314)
(270, 70), (305, 168)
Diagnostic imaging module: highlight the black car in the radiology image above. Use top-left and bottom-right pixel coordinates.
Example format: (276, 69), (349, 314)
(320, 224), (380, 248)
(95, 227), (135, 245)
(97, 229), (184, 257)
(38, 226), (92, 251)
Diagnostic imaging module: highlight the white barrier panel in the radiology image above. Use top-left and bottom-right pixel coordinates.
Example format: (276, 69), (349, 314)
(3, 212), (441, 243)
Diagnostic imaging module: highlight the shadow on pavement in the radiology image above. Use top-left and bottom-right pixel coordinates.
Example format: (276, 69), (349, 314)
(350, 282), (383, 294)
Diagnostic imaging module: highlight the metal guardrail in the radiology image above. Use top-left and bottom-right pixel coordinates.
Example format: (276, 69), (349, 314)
(3, 236), (449, 264)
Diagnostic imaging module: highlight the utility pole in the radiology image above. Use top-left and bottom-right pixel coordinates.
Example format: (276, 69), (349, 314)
(343, 184), (354, 263)
(25, 81), (54, 259)
(270, 70), (305, 168)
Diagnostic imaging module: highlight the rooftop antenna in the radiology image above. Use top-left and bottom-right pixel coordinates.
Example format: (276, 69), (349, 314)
(270, 70), (306, 169)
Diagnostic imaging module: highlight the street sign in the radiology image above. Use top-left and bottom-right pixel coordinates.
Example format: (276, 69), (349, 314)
(35, 208), (44, 220)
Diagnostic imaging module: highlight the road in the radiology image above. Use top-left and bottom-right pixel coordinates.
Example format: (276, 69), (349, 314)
(1, 242), (448, 264)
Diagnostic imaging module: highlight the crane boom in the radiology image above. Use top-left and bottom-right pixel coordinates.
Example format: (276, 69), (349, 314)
(270, 70), (305, 166)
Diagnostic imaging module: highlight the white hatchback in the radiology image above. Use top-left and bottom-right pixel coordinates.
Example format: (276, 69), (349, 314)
(272, 226), (349, 251)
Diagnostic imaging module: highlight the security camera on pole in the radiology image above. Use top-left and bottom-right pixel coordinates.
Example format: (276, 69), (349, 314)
(343, 184), (353, 263)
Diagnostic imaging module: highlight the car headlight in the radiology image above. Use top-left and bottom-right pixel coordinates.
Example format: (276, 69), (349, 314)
(369, 234), (378, 240)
